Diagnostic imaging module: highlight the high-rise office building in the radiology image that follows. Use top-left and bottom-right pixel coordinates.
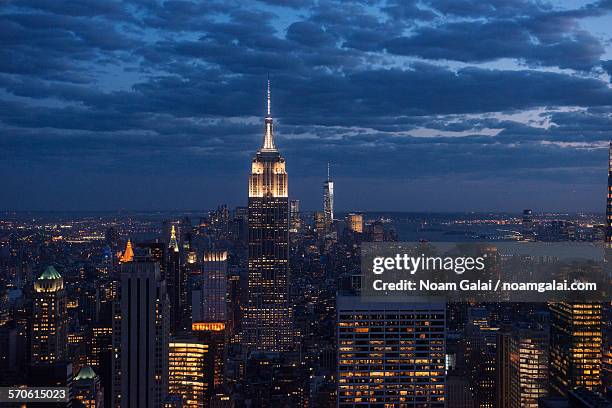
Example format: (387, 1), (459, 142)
(136, 241), (166, 278)
(168, 336), (209, 408)
(192, 250), (228, 393)
(463, 311), (497, 408)
(31, 266), (67, 364)
(507, 325), (549, 408)
(369, 220), (384, 242)
(192, 322), (226, 397)
(289, 199), (301, 233)
(314, 211), (326, 236)
(606, 142), (612, 244)
(112, 250), (170, 408)
(197, 250), (228, 323)
(243, 80), (293, 352)
(496, 326), (512, 408)
(226, 266), (244, 343)
(167, 225), (184, 332)
(604, 141), (612, 389)
(337, 295), (446, 406)
(323, 163), (334, 229)
(549, 302), (602, 396)
(522, 209), (534, 241)
(74, 366), (104, 408)
(346, 213), (363, 234)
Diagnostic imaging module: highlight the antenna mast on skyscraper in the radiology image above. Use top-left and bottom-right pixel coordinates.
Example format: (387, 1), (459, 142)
(267, 73), (271, 117)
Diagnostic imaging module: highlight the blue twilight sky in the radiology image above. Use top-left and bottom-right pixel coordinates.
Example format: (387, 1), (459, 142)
(1, 0), (612, 212)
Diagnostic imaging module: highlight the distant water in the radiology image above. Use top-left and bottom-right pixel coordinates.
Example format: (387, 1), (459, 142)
(339, 212), (524, 242)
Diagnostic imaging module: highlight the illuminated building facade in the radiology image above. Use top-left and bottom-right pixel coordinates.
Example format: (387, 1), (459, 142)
(289, 199), (300, 233)
(119, 239), (134, 263)
(135, 241), (166, 277)
(192, 322), (226, 396)
(346, 213), (363, 234)
(463, 308), (497, 408)
(31, 265), (67, 364)
(337, 296), (446, 406)
(168, 337), (209, 408)
(74, 365), (104, 408)
(198, 250), (228, 323)
(607, 141), (612, 244)
(226, 267), (243, 343)
(243, 81), (293, 352)
(314, 211), (326, 236)
(88, 326), (112, 368)
(508, 325), (549, 408)
(549, 302), (602, 396)
(112, 251), (170, 408)
(522, 209), (534, 241)
(192, 250), (229, 394)
(323, 163), (334, 230)
(167, 225), (185, 332)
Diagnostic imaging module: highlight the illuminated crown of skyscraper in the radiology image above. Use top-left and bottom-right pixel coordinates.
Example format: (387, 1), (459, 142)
(34, 265), (64, 292)
(169, 225), (179, 252)
(120, 239), (134, 263)
(260, 78), (277, 152)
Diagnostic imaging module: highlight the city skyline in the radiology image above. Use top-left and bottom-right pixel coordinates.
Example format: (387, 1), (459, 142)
(1, 0), (612, 212)
(2, 1), (612, 407)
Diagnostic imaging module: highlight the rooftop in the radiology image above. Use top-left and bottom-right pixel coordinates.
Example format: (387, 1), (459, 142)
(38, 265), (62, 280)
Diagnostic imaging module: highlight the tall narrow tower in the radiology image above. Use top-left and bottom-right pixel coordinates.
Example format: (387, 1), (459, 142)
(167, 225), (184, 332)
(549, 302), (602, 395)
(323, 163), (334, 230)
(31, 266), (67, 364)
(243, 80), (293, 352)
(112, 250), (170, 408)
(606, 141), (612, 244)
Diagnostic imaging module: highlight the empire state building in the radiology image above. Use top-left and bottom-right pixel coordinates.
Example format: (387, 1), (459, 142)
(242, 80), (294, 352)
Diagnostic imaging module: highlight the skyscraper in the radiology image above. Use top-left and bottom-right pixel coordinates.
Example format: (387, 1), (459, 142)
(522, 209), (534, 241)
(549, 302), (602, 396)
(112, 250), (170, 408)
(243, 80), (293, 352)
(346, 213), (363, 234)
(289, 199), (301, 233)
(337, 295), (446, 406)
(167, 225), (184, 332)
(74, 366), (104, 408)
(607, 141), (612, 244)
(192, 250), (228, 392)
(198, 250), (228, 323)
(314, 211), (326, 236)
(323, 163), (334, 230)
(168, 336), (209, 408)
(507, 325), (549, 408)
(31, 266), (67, 364)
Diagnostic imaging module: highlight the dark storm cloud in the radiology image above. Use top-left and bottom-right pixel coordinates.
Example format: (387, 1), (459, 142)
(286, 22), (336, 47)
(15, 0), (132, 19)
(0, 0), (611, 210)
(384, 18), (604, 70)
(2, 63), (611, 133)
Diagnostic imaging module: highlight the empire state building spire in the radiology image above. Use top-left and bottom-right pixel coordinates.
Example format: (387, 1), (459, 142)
(261, 79), (277, 152)
(245, 79), (293, 352)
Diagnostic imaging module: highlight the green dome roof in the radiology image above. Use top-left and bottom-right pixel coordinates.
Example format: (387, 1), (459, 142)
(75, 366), (96, 380)
(38, 266), (62, 280)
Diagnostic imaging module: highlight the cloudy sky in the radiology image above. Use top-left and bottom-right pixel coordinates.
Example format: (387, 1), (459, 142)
(1, 0), (612, 212)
